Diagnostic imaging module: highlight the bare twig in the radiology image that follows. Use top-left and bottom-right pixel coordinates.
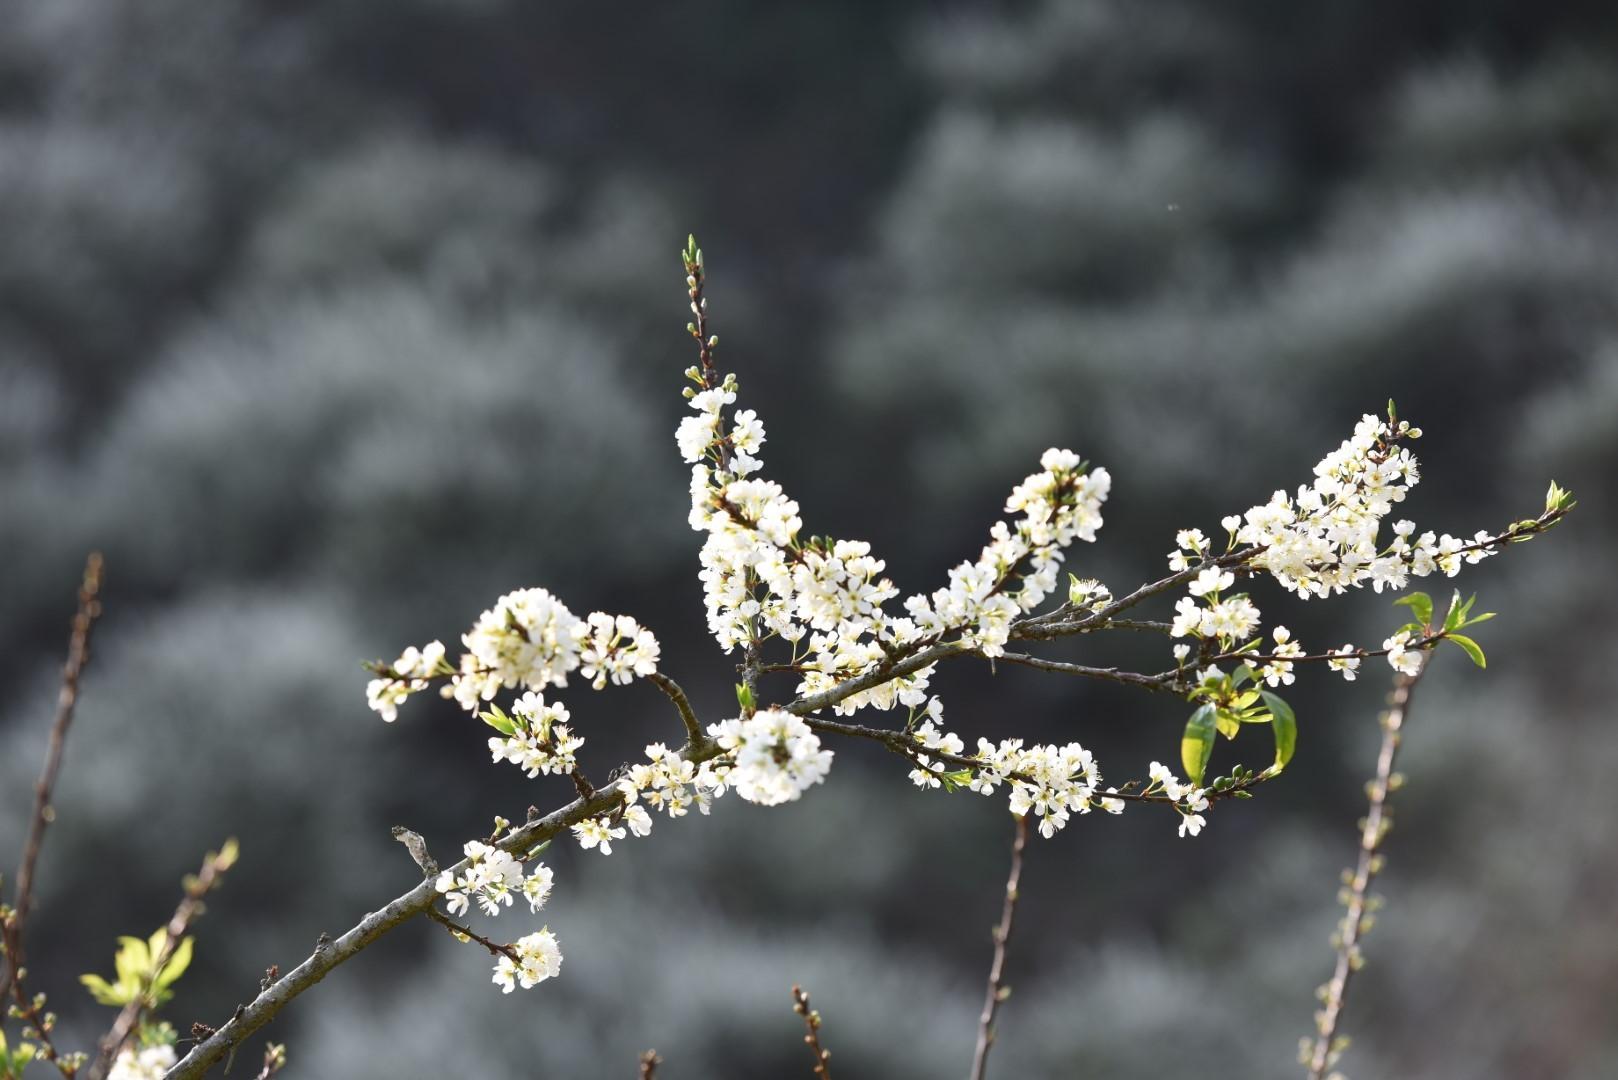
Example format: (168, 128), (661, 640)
(1302, 658), (1429, 1080)
(424, 906), (519, 962)
(89, 840), (240, 1080)
(2, 553), (104, 1003)
(791, 985), (832, 1078)
(638, 1049), (662, 1079)
(647, 671), (708, 749)
(989, 651), (1177, 693)
(969, 813), (1029, 1080)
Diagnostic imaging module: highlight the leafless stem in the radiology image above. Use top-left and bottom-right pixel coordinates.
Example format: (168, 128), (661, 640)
(88, 840), (239, 1080)
(1302, 658), (1428, 1080)
(791, 984), (832, 1078)
(2, 553), (104, 1004)
(646, 671), (708, 749)
(637, 1049), (662, 1079)
(989, 651), (1177, 693)
(969, 813), (1029, 1080)
(424, 906), (519, 962)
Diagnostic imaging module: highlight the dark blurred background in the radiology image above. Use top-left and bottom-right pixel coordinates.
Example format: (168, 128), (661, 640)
(2, 2), (1615, 1077)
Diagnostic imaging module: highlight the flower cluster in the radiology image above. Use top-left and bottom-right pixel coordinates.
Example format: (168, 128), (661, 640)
(433, 840), (559, 992)
(682, 371), (1112, 719)
(487, 692), (584, 778)
(708, 708), (833, 806)
(1256, 626), (1304, 688)
(908, 715), (1146, 838)
(1168, 412), (1503, 682)
(434, 841), (525, 917)
(618, 742), (728, 819)
(364, 587), (662, 721)
(1147, 762), (1211, 837)
(109, 1044), (177, 1080)
(366, 640), (447, 722)
(1171, 567), (1260, 646)
(571, 816), (629, 855)
(492, 929), (563, 993)
(1231, 415), (1494, 599)
(903, 449), (1111, 658)
(579, 612), (661, 690)
(1384, 630), (1424, 677)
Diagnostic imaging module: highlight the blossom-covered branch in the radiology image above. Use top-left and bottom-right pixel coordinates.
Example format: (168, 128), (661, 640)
(145, 240), (1571, 1078)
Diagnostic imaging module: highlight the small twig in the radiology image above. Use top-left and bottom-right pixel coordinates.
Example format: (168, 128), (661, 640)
(969, 813), (1029, 1080)
(390, 827), (438, 879)
(2, 553), (104, 1005)
(791, 985), (832, 1079)
(1302, 658), (1429, 1080)
(637, 1049), (662, 1079)
(424, 906), (519, 962)
(989, 651), (1177, 693)
(646, 671), (709, 749)
(88, 840), (239, 1080)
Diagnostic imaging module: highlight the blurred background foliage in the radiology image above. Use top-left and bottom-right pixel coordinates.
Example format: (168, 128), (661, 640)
(1, 2), (1615, 1077)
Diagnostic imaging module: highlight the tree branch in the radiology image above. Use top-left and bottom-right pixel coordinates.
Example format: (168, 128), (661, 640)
(164, 739), (725, 1080)
(969, 813), (1028, 1080)
(790, 984), (832, 1079)
(1302, 658), (1429, 1080)
(646, 671), (708, 749)
(2, 553), (104, 1005)
(988, 651), (1177, 693)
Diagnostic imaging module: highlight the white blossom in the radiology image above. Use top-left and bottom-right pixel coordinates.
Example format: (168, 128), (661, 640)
(578, 612), (661, 689)
(448, 588), (587, 710)
(435, 841), (524, 917)
(365, 640), (447, 722)
(1328, 646), (1361, 681)
(1258, 626), (1304, 687)
(1384, 630), (1424, 676)
(521, 865), (554, 913)
(488, 692), (583, 778)
(708, 708), (833, 806)
(572, 816), (627, 854)
(109, 1045), (177, 1080)
(492, 928), (562, 993)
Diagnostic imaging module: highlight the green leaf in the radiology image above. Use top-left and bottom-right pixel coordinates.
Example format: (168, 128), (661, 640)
(1443, 590), (1467, 632)
(80, 973), (132, 1007)
(1214, 708), (1241, 740)
(155, 935), (193, 990)
(479, 706), (517, 737)
(1394, 591), (1433, 626)
(1447, 634), (1487, 669)
(1181, 705), (1217, 786)
(115, 936), (150, 986)
(1261, 691), (1297, 771)
(734, 682), (755, 711)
